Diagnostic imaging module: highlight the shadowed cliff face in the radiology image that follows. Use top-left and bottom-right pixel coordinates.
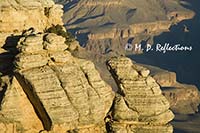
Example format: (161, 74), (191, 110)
(129, 0), (200, 89)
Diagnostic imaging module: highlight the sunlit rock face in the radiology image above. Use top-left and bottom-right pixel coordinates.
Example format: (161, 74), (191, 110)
(0, 1), (115, 132)
(13, 32), (115, 132)
(107, 57), (174, 133)
(0, 0), (63, 50)
(0, 0), (177, 133)
(0, 5), (65, 132)
(0, 0), (64, 74)
(0, 0), (63, 33)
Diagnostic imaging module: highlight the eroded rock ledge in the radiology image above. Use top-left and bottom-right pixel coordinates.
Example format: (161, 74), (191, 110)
(64, 0), (194, 40)
(63, 0), (195, 56)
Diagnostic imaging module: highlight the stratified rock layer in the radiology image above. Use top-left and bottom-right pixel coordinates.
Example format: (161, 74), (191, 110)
(0, 0), (63, 33)
(0, 77), (43, 133)
(13, 32), (114, 132)
(64, 0), (194, 37)
(107, 57), (174, 133)
(0, 0), (64, 77)
(63, 0), (194, 56)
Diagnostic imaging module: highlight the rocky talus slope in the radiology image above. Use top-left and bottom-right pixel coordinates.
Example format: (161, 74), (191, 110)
(107, 57), (174, 133)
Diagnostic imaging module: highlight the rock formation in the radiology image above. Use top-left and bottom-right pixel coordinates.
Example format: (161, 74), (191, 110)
(107, 57), (174, 133)
(0, 30), (175, 132)
(2, 0), (198, 132)
(0, 0), (114, 132)
(0, 76), (43, 133)
(0, 0), (63, 34)
(9, 32), (114, 132)
(0, 0), (64, 76)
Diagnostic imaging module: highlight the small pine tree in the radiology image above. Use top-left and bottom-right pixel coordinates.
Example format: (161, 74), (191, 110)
(45, 25), (75, 45)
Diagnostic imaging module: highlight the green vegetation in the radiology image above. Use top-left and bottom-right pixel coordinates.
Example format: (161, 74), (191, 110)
(0, 72), (2, 77)
(45, 24), (75, 45)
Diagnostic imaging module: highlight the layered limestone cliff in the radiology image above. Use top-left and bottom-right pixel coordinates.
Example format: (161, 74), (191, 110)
(0, 76), (43, 133)
(0, 0), (64, 76)
(0, 30), (175, 133)
(64, 0), (194, 35)
(10, 32), (114, 132)
(107, 57), (174, 133)
(0, 0), (63, 47)
(79, 0), (123, 7)
(0, 0), (115, 132)
(88, 21), (173, 40)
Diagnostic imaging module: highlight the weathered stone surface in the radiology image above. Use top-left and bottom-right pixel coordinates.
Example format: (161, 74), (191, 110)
(40, 126), (106, 133)
(0, 0), (64, 78)
(1, 0), (197, 132)
(152, 71), (177, 87)
(43, 33), (68, 51)
(142, 64), (177, 87)
(0, 76), (43, 133)
(68, 40), (80, 51)
(13, 32), (115, 132)
(0, 122), (18, 133)
(162, 83), (200, 114)
(112, 94), (139, 122)
(0, 0), (63, 34)
(111, 123), (173, 133)
(107, 57), (174, 133)
(64, 0), (194, 39)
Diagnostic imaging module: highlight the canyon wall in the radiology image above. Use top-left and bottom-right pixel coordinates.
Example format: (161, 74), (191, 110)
(63, 0), (195, 55)
(0, 0), (173, 133)
(1, 0), (198, 132)
(0, 0), (63, 47)
(12, 32), (115, 132)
